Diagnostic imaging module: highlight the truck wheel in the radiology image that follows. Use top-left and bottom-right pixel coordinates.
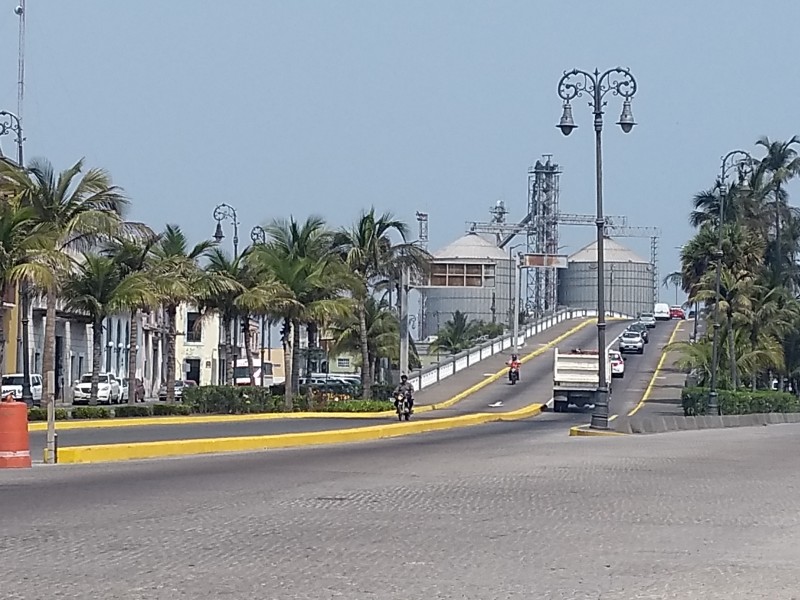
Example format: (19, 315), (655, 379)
(553, 397), (568, 413)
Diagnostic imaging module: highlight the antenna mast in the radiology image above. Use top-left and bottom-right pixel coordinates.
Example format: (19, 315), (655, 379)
(16, 1), (26, 119)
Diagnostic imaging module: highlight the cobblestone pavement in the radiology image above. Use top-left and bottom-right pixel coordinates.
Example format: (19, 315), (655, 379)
(4, 419), (800, 598)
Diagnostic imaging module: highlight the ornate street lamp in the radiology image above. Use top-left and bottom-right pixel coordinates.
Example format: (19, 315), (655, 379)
(557, 67), (638, 430)
(708, 150), (754, 414)
(212, 203), (240, 255)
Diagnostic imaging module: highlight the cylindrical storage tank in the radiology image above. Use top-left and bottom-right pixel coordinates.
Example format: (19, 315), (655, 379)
(557, 237), (654, 318)
(420, 233), (513, 339)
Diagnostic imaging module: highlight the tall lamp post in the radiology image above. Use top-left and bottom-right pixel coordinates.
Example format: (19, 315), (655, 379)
(508, 243), (525, 351)
(211, 203), (240, 384)
(708, 150), (753, 413)
(556, 66), (638, 430)
(0, 110), (33, 407)
(251, 225), (268, 387)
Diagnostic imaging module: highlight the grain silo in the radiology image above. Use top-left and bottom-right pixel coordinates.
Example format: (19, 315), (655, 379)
(419, 233), (513, 338)
(557, 237), (654, 317)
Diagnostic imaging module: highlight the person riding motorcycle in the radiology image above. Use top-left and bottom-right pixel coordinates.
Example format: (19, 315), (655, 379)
(393, 374), (415, 412)
(507, 354), (521, 380)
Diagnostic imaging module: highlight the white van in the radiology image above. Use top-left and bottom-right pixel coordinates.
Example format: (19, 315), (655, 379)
(653, 302), (671, 321)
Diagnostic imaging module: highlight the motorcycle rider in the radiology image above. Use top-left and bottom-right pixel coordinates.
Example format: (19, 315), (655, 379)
(393, 374), (415, 412)
(507, 353), (521, 380)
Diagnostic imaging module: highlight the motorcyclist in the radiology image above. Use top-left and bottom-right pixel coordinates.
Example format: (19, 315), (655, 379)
(507, 354), (521, 380)
(393, 374), (415, 412)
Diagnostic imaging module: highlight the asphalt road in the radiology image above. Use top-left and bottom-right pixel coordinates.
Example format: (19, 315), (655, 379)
(4, 413), (799, 598)
(26, 319), (686, 455)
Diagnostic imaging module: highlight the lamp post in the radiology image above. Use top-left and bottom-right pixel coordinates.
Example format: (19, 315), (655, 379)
(251, 226), (268, 386)
(212, 204), (240, 384)
(708, 150), (753, 413)
(557, 66), (638, 430)
(508, 243), (525, 351)
(0, 111), (32, 406)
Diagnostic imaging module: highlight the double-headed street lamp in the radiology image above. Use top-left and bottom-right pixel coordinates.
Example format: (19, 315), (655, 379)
(556, 67), (638, 430)
(250, 225), (268, 386)
(212, 203), (240, 256)
(0, 110), (33, 406)
(708, 150), (754, 414)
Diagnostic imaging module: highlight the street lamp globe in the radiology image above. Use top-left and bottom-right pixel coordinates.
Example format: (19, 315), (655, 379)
(616, 99), (636, 133)
(557, 102), (577, 136)
(213, 221), (225, 244)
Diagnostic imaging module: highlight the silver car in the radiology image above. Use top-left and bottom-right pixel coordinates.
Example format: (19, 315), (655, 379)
(618, 331), (644, 354)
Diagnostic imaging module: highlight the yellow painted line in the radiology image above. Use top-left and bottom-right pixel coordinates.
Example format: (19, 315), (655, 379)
(569, 425), (625, 437)
(627, 321), (683, 417)
(33, 318), (596, 432)
(52, 401), (547, 464)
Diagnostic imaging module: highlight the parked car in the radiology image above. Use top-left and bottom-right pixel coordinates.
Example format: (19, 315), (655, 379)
(120, 378), (146, 403)
(670, 305), (685, 319)
(158, 380), (197, 402)
(1, 373), (43, 407)
(609, 350), (625, 378)
(638, 312), (657, 328)
(72, 373), (122, 405)
(626, 322), (649, 343)
(618, 331), (645, 354)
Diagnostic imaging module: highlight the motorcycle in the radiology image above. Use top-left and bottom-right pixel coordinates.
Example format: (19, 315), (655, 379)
(508, 366), (519, 385)
(395, 391), (412, 421)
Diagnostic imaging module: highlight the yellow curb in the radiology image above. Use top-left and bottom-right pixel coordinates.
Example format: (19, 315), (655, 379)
(32, 318), (596, 433)
(627, 320), (684, 417)
(569, 425), (626, 437)
(51, 402), (547, 464)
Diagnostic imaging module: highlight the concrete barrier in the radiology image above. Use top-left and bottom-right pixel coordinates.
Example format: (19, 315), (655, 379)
(625, 412), (800, 434)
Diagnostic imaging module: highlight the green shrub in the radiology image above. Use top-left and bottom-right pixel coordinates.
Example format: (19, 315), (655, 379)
(682, 387), (800, 416)
(71, 406), (112, 420)
(27, 408), (69, 421)
(114, 405), (152, 418)
(369, 384), (394, 401)
(183, 386), (283, 414)
(152, 403), (192, 416)
(318, 400), (394, 412)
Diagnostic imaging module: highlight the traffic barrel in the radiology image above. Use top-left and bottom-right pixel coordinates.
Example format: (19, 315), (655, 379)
(0, 393), (32, 468)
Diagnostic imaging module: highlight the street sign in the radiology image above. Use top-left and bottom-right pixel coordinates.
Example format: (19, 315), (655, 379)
(519, 253), (569, 268)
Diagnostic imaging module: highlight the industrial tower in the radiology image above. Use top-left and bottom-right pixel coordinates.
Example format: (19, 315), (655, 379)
(525, 157), (561, 316)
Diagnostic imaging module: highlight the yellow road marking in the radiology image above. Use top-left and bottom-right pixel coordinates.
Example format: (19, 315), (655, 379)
(627, 321), (683, 417)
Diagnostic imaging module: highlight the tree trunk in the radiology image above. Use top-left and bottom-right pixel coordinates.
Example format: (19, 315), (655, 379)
(283, 319), (293, 411)
(90, 318), (103, 405)
(291, 319), (301, 396)
(369, 356), (377, 396)
(358, 300), (371, 399)
(243, 319), (256, 386)
(727, 313), (739, 389)
(306, 321), (318, 378)
(224, 317), (235, 385)
(0, 306), (6, 379)
(165, 304), (177, 403)
(127, 310), (139, 403)
(41, 289), (57, 405)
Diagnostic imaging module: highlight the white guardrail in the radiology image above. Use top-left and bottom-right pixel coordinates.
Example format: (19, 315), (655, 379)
(409, 308), (634, 392)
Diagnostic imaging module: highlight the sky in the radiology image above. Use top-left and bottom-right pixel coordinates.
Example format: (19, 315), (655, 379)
(1, 0), (799, 305)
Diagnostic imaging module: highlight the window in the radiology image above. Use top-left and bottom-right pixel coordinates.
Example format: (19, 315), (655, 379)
(336, 357), (351, 369)
(186, 312), (202, 343)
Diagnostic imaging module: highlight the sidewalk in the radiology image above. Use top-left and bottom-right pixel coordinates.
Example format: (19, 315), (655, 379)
(413, 317), (590, 406)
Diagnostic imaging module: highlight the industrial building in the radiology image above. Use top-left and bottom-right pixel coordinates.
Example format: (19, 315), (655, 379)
(418, 232), (513, 339)
(557, 237), (655, 317)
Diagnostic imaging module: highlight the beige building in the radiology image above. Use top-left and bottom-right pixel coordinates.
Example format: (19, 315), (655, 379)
(174, 304), (220, 386)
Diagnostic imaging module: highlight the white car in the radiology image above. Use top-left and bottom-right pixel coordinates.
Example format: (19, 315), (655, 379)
(654, 302), (671, 321)
(619, 331), (645, 354)
(72, 372), (122, 405)
(609, 350), (625, 378)
(1, 373), (43, 407)
(638, 312), (657, 328)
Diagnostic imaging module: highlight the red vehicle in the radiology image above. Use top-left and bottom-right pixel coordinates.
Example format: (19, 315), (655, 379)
(670, 306), (685, 319)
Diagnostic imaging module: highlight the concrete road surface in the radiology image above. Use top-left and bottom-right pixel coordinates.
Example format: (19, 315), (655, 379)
(4, 417), (800, 598)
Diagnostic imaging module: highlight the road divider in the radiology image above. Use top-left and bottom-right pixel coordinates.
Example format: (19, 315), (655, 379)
(627, 320), (683, 417)
(52, 401), (548, 464)
(33, 318), (597, 433)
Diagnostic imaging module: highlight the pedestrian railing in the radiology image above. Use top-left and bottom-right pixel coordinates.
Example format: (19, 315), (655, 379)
(410, 308), (633, 392)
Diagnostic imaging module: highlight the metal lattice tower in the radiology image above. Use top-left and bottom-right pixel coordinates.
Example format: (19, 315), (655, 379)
(526, 157), (561, 316)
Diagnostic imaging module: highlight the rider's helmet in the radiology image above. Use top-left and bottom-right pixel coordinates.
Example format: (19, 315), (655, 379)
(511, 354), (518, 362)
(400, 373), (408, 382)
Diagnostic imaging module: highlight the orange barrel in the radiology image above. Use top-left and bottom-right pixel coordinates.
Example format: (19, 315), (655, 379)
(0, 396), (32, 468)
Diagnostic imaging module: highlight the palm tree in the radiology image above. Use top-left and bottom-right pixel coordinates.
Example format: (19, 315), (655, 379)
(430, 310), (482, 355)
(0, 197), (60, 377)
(102, 233), (162, 403)
(61, 254), (155, 404)
(150, 225), (216, 403)
(0, 158), (134, 405)
(333, 208), (417, 399)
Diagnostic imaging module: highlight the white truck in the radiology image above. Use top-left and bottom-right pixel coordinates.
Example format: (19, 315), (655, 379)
(552, 348), (612, 413)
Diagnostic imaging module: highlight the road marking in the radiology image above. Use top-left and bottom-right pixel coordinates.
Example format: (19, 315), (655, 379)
(488, 401), (504, 408)
(627, 321), (683, 417)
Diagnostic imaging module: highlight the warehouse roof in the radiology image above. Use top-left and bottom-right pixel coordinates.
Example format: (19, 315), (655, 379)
(569, 237), (648, 264)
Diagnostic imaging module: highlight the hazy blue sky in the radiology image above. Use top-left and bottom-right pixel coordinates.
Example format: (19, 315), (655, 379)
(1, 1), (799, 302)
